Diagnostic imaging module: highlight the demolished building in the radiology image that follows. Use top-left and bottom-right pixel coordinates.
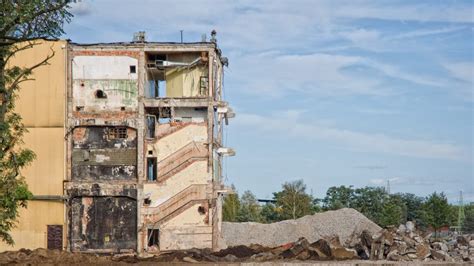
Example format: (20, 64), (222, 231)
(0, 31), (235, 255)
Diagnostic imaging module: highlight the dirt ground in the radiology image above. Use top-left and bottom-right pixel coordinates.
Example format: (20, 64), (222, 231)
(0, 248), (469, 265)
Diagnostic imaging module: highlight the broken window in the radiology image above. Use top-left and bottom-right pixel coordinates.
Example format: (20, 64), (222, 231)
(158, 107), (171, 124)
(108, 127), (127, 140)
(130, 65), (136, 73)
(146, 115), (156, 138)
(147, 157), (157, 181)
(147, 229), (159, 248)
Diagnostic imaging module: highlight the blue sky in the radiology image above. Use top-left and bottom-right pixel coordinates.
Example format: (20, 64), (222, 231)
(66, 0), (473, 202)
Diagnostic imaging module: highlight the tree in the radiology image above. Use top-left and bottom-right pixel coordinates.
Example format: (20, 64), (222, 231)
(222, 185), (240, 222)
(0, 0), (72, 245)
(462, 205), (474, 233)
(322, 185), (355, 210)
(274, 179), (314, 220)
(379, 195), (404, 227)
(260, 202), (280, 223)
(422, 192), (451, 237)
(392, 193), (424, 224)
(352, 186), (388, 225)
(237, 190), (261, 222)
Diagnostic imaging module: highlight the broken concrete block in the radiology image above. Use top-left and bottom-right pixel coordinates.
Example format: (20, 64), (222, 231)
(360, 230), (373, 248)
(331, 247), (358, 260)
(405, 221), (415, 232)
(457, 235), (470, 246)
(182, 256), (198, 263)
(309, 239), (332, 258)
(250, 252), (276, 262)
(416, 243), (430, 259)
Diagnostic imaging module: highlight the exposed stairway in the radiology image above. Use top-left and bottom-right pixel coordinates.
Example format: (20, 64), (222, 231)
(157, 141), (207, 183)
(143, 184), (208, 225)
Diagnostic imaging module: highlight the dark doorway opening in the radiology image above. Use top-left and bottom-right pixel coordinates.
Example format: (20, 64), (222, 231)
(47, 225), (63, 250)
(147, 229), (159, 248)
(147, 157), (157, 181)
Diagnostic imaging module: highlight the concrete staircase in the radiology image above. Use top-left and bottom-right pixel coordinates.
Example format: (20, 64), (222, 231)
(157, 141), (207, 183)
(144, 184), (208, 225)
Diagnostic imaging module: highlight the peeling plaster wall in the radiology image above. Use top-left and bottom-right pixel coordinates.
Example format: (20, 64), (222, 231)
(159, 204), (212, 250)
(72, 56), (138, 111)
(150, 124), (207, 161)
(68, 184), (137, 252)
(72, 126), (137, 181)
(70, 196), (137, 251)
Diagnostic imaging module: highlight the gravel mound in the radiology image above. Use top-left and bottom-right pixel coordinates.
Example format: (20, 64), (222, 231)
(221, 208), (381, 248)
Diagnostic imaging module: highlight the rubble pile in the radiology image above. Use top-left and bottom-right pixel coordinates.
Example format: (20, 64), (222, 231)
(150, 237), (360, 263)
(221, 208), (382, 248)
(0, 248), (113, 265)
(344, 221), (474, 262)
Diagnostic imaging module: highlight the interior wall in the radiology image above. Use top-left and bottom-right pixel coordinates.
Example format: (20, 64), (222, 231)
(72, 55), (138, 111)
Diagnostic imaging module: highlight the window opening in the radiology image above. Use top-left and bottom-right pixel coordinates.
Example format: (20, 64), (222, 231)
(130, 65), (136, 73)
(147, 157), (157, 181)
(147, 229), (159, 248)
(108, 127), (127, 140)
(95, 90), (107, 99)
(148, 80), (160, 98)
(198, 206), (206, 215)
(146, 115), (156, 138)
(158, 107), (171, 124)
(158, 80), (166, 97)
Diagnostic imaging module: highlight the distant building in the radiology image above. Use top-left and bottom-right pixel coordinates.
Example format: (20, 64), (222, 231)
(0, 33), (234, 254)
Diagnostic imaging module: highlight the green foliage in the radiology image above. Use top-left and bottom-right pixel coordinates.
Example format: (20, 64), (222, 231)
(260, 203), (280, 223)
(237, 190), (261, 222)
(352, 187), (388, 224)
(379, 195), (404, 227)
(225, 182), (463, 232)
(462, 205), (474, 233)
(391, 193), (424, 224)
(222, 185), (240, 222)
(0, 0), (72, 43)
(274, 179), (314, 220)
(422, 192), (451, 236)
(322, 185), (355, 210)
(0, 0), (72, 245)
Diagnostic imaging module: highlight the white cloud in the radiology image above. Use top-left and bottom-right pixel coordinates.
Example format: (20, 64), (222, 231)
(443, 62), (474, 84)
(234, 111), (468, 161)
(229, 52), (392, 97)
(388, 27), (467, 41)
(335, 2), (473, 23)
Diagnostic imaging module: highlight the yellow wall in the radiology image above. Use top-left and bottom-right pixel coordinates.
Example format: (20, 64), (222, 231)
(165, 66), (207, 97)
(0, 40), (66, 251)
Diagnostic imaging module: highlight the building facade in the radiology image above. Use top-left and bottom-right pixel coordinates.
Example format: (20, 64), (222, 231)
(1, 34), (234, 254)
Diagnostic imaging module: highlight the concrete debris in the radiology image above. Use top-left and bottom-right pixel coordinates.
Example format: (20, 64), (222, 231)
(221, 208), (382, 248)
(344, 221), (474, 262)
(1, 220), (472, 264)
